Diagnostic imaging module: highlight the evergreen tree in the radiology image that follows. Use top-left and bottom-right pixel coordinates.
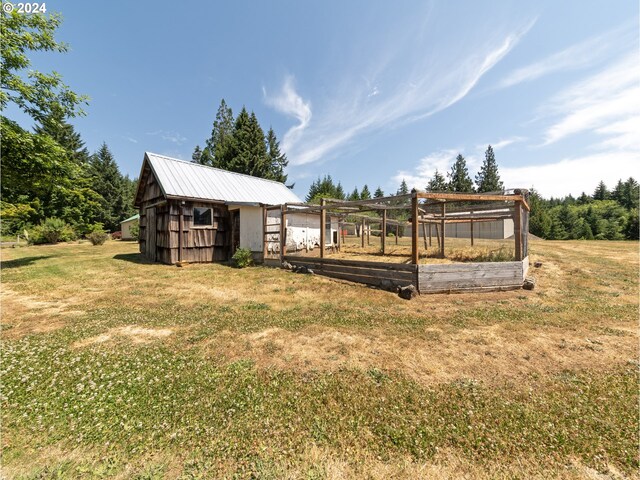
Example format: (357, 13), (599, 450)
(620, 177), (639, 210)
(577, 192), (591, 205)
(265, 127), (289, 183)
(448, 154), (474, 192)
(225, 108), (268, 177)
(571, 218), (594, 240)
(361, 184), (371, 200)
(306, 175), (340, 203)
(34, 107), (90, 164)
(528, 189), (552, 238)
(192, 145), (203, 163)
(625, 208), (639, 240)
(397, 179), (409, 195)
(426, 169), (447, 192)
(89, 143), (127, 231)
(335, 182), (345, 200)
(593, 181), (609, 200)
(374, 186), (384, 198)
(202, 99), (234, 167)
(611, 179), (625, 203)
(475, 146), (503, 192)
(348, 187), (360, 201)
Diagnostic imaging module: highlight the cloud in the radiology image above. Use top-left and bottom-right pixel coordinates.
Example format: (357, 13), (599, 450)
(498, 22), (636, 89)
(263, 76), (312, 154)
(265, 17), (535, 166)
(146, 130), (188, 145)
(540, 53), (639, 146)
(500, 151), (639, 198)
(123, 136), (138, 144)
(475, 137), (525, 152)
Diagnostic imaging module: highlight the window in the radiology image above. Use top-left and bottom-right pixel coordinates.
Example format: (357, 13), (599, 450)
(193, 207), (212, 226)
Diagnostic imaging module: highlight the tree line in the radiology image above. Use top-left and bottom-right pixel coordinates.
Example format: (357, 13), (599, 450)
(304, 146), (639, 241)
(191, 99), (289, 185)
(1, 10), (136, 240)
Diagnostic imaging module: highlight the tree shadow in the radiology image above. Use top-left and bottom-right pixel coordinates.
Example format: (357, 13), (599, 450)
(112, 253), (154, 264)
(0, 255), (53, 269)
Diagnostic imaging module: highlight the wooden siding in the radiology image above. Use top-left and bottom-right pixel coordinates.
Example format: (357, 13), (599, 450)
(417, 257), (528, 293)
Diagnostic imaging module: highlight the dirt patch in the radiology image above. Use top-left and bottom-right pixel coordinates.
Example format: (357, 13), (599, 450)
(206, 323), (638, 386)
(73, 325), (174, 348)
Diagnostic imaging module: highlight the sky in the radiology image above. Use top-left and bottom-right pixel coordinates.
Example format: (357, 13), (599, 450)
(6, 0), (639, 199)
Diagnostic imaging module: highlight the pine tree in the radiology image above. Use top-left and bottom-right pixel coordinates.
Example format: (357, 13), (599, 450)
(475, 145), (503, 192)
(335, 183), (345, 200)
(192, 145), (203, 163)
(361, 184), (371, 200)
(349, 187), (359, 201)
(448, 154), (474, 192)
(265, 127), (288, 183)
(226, 108), (268, 177)
(593, 181), (609, 200)
(426, 169), (447, 192)
(397, 179), (409, 195)
(89, 142), (126, 231)
(202, 99), (234, 168)
(621, 177), (639, 210)
(34, 108), (90, 164)
(374, 186), (384, 198)
(306, 175), (340, 203)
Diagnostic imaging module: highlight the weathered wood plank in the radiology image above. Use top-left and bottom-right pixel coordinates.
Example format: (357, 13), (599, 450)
(418, 261), (522, 273)
(283, 256), (417, 272)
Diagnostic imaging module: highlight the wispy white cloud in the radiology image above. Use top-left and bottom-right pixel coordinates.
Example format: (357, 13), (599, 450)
(265, 17), (536, 166)
(541, 53), (639, 146)
(263, 76), (312, 154)
(122, 136), (138, 144)
(475, 137), (525, 152)
(146, 130), (188, 145)
(498, 22), (635, 89)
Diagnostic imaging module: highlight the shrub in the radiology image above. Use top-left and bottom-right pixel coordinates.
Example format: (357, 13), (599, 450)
(111, 231), (122, 240)
(87, 230), (109, 246)
(129, 220), (140, 240)
(231, 247), (253, 268)
(27, 218), (77, 244)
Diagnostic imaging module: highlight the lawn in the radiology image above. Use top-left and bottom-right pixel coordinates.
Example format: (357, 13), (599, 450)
(1, 240), (638, 479)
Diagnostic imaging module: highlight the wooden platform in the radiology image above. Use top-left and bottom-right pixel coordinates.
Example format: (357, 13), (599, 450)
(281, 256), (529, 294)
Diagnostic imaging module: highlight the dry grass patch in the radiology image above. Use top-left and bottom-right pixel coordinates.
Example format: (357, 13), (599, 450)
(73, 325), (174, 348)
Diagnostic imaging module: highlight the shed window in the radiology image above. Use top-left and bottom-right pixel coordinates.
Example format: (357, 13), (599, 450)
(193, 207), (212, 226)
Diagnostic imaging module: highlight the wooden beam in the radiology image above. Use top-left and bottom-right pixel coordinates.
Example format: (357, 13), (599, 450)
(381, 210), (387, 254)
(514, 201), (522, 261)
(411, 194), (419, 264)
(320, 198), (326, 259)
(422, 219), (428, 250)
(416, 191), (526, 203)
(280, 204), (288, 262)
(361, 218), (365, 248)
(470, 218), (474, 246)
(428, 224), (432, 247)
(178, 204), (184, 263)
(440, 202), (445, 258)
(395, 224), (399, 245)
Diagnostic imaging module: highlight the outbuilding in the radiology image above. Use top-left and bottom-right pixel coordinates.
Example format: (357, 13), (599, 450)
(120, 213), (139, 240)
(133, 152), (338, 264)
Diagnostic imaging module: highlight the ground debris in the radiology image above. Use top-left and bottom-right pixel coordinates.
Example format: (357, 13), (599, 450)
(397, 284), (418, 300)
(523, 277), (536, 290)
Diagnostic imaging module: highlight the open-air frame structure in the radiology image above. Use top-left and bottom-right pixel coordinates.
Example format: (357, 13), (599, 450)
(264, 189), (531, 294)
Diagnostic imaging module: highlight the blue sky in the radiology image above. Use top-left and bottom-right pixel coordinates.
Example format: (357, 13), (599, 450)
(8, 0), (639, 199)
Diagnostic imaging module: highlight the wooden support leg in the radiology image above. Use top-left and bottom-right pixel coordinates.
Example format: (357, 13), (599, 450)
(440, 203), (446, 258)
(411, 195), (419, 264)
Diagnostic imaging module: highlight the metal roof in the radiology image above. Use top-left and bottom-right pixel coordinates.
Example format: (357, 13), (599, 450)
(144, 152), (301, 205)
(121, 213), (140, 223)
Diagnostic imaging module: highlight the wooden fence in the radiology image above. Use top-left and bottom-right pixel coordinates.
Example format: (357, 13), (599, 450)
(283, 256), (529, 294)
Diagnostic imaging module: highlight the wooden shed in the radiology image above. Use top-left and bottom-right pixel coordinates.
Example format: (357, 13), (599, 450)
(133, 152), (301, 264)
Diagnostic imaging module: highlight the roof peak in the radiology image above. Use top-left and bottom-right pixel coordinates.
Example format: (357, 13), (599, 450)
(145, 151), (288, 187)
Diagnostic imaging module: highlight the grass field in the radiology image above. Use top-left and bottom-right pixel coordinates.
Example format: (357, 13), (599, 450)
(1, 239), (638, 479)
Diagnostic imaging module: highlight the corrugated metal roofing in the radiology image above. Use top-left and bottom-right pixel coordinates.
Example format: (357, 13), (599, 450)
(121, 213), (140, 223)
(145, 152), (301, 205)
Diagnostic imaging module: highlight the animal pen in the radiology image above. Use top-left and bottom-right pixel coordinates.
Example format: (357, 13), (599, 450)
(264, 190), (530, 294)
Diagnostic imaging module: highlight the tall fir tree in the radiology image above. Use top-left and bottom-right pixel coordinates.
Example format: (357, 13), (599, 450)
(448, 154), (474, 192)
(34, 108), (90, 165)
(374, 186), (384, 198)
(475, 145), (503, 192)
(335, 182), (345, 200)
(201, 99), (234, 167)
(306, 175), (340, 203)
(593, 181), (609, 200)
(89, 142), (127, 231)
(397, 179), (409, 195)
(265, 127), (288, 183)
(426, 169), (447, 192)
(191, 145), (203, 163)
(360, 184), (371, 200)
(348, 187), (360, 201)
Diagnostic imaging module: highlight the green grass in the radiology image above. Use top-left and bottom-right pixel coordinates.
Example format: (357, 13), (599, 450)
(1, 240), (638, 478)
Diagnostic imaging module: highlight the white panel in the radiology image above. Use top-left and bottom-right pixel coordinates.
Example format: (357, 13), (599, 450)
(239, 206), (263, 252)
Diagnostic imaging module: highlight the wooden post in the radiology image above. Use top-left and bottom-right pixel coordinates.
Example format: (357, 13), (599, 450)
(262, 206), (268, 259)
(280, 204), (287, 262)
(422, 220), (428, 250)
(361, 218), (365, 248)
(338, 220), (342, 252)
(514, 201), (522, 261)
(428, 224), (432, 247)
(178, 203), (184, 263)
(435, 224), (441, 250)
(470, 217), (474, 247)
(440, 202), (446, 258)
(320, 198), (326, 259)
(395, 224), (399, 245)
(381, 210), (387, 254)
(367, 221), (370, 245)
(411, 194), (419, 264)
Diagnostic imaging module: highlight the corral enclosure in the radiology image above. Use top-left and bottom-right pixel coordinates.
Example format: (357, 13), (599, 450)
(264, 190), (531, 293)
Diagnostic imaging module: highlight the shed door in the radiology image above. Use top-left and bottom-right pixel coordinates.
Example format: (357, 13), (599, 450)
(230, 210), (240, 255)
(146, 207), (157, 262)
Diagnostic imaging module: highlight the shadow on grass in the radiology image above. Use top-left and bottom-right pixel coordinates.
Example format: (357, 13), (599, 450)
(0, 255), (54, 269)
(113, 253), (154, 264)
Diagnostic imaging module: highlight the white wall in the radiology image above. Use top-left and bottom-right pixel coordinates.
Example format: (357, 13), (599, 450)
(121, 220), (135, 240)
(264, 210), (338, 254)
(237, 206), (264, 252)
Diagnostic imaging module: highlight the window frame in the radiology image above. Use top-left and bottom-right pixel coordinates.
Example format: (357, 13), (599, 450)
(192, 207), (213, 228)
